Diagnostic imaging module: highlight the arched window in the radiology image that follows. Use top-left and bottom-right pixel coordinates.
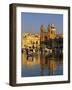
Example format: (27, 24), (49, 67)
(36, 41), (38, 44)
(44, 36), (47, 40)
(51, 31), (53, 34)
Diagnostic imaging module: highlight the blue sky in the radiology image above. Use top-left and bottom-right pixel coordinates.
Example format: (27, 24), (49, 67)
(21, 12), (63, 33)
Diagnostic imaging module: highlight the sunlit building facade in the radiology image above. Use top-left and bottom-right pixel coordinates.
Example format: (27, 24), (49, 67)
(21, 33), (40, 49)
(40, 24), (63, 50)
(21, 24), (63, 50)
(40, 24), (63, 41)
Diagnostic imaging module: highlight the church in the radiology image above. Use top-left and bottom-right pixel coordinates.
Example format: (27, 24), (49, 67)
(40, 24), (63, 49)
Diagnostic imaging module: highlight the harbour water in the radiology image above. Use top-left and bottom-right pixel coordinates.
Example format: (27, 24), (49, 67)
(21, 51), (63, 77)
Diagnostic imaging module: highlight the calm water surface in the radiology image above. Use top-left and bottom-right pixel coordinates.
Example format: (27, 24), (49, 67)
(21, 52), (63, 77)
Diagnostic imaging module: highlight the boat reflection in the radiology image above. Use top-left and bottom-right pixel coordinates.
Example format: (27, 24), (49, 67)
(21, 52), (63, 77)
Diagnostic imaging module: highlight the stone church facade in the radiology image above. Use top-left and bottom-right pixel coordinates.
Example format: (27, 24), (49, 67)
(40, 24), (57, 42)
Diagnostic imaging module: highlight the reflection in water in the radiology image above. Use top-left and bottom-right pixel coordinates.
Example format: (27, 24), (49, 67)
(21, 52), (63, 77)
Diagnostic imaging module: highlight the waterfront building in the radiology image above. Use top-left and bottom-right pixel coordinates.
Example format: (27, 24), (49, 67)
(40, 24), (56, 42)
(40, 24), (63, 51)
(21, 24), (63, 52)
(21, 33), (40, 49)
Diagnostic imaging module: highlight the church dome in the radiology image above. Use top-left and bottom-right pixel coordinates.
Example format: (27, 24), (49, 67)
(48, 24), (56, 31)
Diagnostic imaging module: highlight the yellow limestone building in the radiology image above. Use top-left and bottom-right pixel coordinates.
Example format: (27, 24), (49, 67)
(40, 24), (57, 42)
(21, 24), (63, 49)
(21, 33), (40, 49)
(40, 24), (63, 41)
